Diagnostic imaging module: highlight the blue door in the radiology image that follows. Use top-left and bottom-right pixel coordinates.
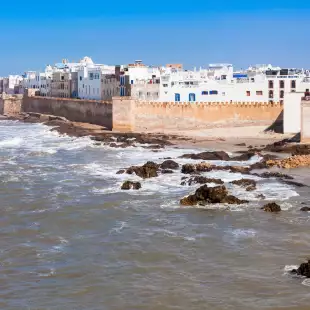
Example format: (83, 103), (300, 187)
(175, 93), (180, 102)
(189, 93), (196, 102)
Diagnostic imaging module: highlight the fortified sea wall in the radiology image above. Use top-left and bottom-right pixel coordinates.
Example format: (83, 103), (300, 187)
(112, 97), (283, 132)
(0, 93), (283, 133)
(23, 94), (113, 129)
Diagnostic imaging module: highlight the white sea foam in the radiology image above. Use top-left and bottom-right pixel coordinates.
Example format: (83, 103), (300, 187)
(0, 137), (23, 147)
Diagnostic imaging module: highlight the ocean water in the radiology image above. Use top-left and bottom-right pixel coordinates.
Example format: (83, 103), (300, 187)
(0, 120), (310, 310)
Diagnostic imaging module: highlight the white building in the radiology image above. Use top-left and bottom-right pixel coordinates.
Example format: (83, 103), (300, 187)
(120, 60), (161, 100)
(158, 64), (310, 103)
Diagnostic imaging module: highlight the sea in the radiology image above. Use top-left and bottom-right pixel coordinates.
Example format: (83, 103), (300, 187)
(0, 120), (310, 310)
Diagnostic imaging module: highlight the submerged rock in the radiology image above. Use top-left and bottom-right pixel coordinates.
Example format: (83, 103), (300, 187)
(291, 260), (310, 278)
(160, 160), (179, 170)
(161, 169), (174, 174)
(126, 161), (159, 179)
(300, 207), (310, 212)
(179, 151), (230, 161)
(121, 181), (142, 190)
(116, 169), (125, 174)
(261, 202), (281, 212)
(231, 179), (257, 191)
(180, 184), (249, 206)
(181, 176), (224, 186)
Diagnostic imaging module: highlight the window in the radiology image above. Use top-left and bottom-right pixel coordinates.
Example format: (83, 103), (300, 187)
(163, 84), (168, 87)
(269, 90), (274, 98)
(201, 91), (208, 95)
(131, 80), (134, 85)
(89, 73), (94, 80)
(246, 91), (251, 96)
(209, 90), (218, 95)
(61, 76), (64, 81)
(291, 80), (296, 89)
(269, 80), (274, 88)
(79, 76), (82, 81)
(279, 80), (285, 88)
(256, 91), (263, 96)
(189, 93), (196, 102)
(280, 90), (284, 98)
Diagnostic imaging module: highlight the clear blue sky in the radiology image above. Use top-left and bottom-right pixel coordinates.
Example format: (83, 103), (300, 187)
(1, 0), (310, 75)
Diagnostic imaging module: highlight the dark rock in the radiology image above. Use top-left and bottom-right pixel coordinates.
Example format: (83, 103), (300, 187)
(231, 179), (257, 189)
(258, 172), (294, 180)
(291, 260), (310, 278)
(179, 151), (230, 161)
(248, 145), (253, 149)
(116, 169), (125, 174)
(126, 161), (159, 179)
(300, 207), (310, 212)
(121, 181), (142, 190)
(160, 160), (179, 170)
(235, 143), (246, 146)
(180, 184), (248, 206)
(181, 176), (224, 186)
(283, 180), (307, 188)
(230, 152), (256, 161)
(223, 195), (249, 204)
(94, 142), (102, 146)
(181, 164), (196, 174)
(161, 169), (174, 174)
(261, 202), (281, 212)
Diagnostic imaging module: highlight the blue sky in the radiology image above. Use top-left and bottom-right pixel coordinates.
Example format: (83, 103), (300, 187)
(1, 0), (310, 75)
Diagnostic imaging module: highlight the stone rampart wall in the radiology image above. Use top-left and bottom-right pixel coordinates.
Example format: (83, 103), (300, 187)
(133, 101), (283, 131)
(301, 101), (310, 143)
(0, 94), (23, 115)
(23, 96), (113, 129)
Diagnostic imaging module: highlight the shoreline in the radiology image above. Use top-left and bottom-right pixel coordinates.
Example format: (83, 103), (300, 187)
(3, 112), (310, 187)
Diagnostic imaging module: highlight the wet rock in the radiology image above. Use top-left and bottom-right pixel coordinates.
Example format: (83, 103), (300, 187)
(116, 169), (125, 174)
(230, 152), (256, 161)
(261, 202), (281, 212)
(180, 185), (248, 206)
(231, 179), (257, 190)
(161, 169), (174, 174)
(181, 176), (224, 186)
(181, 164), (196, 174)
(246, 185), (256, 191)
(121, 181), (142, 190)
(160, 160), (179, 170)
(258, 172), (294, 180)
(93, 142), (102, 146)
(126, 161), (159, 179)
(300, 207), (310, 212)
(235, 143), (246, 147)
(248, 145), (253, 149)
(267, 155), (310, 169)
(196, 162), (212, 172)
(291, 260), (310, 278)
(179, 151), (230, 161)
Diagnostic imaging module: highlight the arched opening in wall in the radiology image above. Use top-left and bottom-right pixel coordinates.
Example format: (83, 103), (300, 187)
(269, 90), (274, 98)
(189, 93), (196, 102)
(280, 90), (284, 99)
(279, 80), (285, 89)
(175, 93), (180, 102)
(268, 80), (274, 88)
(291, 80), (296, 89)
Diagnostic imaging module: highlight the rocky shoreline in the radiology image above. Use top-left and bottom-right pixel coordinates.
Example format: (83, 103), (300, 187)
(3, 112), (310, 276)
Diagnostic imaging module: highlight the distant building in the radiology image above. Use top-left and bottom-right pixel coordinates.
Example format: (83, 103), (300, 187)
(120, 60), (161, 100)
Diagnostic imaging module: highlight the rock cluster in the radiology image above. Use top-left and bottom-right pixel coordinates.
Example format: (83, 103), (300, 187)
(181, 176), (224, 186)
(121, 181), (142, 190)
(180, 185), (249, 206)
(267, 155), (310, 169)
(261, 202), (281, 212)
(231, 179), (257, 191)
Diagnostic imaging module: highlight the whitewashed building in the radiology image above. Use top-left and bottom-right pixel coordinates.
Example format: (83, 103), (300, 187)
(120, 60), (161, 100)
(158, 64), (310, 103)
